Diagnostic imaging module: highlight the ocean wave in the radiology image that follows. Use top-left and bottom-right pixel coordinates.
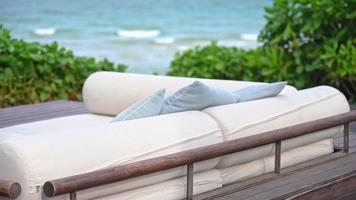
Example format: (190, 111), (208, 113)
(33, 28), (56, 36)
(176, 45), (191, 51)
(117, 29), (160, 38)
(240, 33), (258, 41)
(154, 37), (175, 44)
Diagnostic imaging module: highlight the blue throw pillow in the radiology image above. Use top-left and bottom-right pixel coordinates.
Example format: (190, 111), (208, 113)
(233, 81), (287, 102)
(111, 88), (166, 122)
(161, 81), (237, 114)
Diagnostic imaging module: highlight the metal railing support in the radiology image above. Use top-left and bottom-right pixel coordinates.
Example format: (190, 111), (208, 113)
(344, 123), (349, 153)
(274, 140), (281, 174)
(70, 192), (76, 200)
(186, 163), (194, 200)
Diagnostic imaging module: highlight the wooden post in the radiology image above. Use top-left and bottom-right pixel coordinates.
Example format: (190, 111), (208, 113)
(186, 164), (194, 200)
(274, 141), (281, 174)
(0, 180), (21, 199)
(344, 123), (349, 153)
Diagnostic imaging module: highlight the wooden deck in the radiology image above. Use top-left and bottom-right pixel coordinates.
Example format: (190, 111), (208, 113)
(1, 100), (355, 200)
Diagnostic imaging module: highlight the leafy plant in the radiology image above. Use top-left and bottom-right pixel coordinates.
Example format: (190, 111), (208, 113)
(259, 0), (356, 98)
(0, 26), (127, 107)
(168, 0), (356, 102)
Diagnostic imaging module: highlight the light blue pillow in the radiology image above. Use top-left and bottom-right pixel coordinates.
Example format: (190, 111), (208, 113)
(111, 88), (166, 122)
(161, 81), (237, 114)
(233, 81), (287, 102)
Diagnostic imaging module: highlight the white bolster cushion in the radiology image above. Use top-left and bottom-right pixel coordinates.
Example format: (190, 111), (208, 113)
(219, 139), (333, 186)
(263, 139), (333, 173)
(94, 169), (222, 200)
(0, 111), (222, 200)
(203, 86), (349, 168)
(82, 72), (297, 116)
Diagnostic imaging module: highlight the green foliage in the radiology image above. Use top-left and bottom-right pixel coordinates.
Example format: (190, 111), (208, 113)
(0, 26), (126, 107)
(169, 42), (295, 83)
(260, 0), (356, 98)
(168, 0), (356, 102)
(170, 42), (255, 80)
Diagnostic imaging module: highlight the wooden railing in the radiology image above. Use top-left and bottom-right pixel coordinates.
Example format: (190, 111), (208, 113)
(40, 110), (355, 200)
(0, 180), (21, 199)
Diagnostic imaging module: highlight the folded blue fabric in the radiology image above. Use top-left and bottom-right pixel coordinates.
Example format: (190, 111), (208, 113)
(233, 81), (287, 102)
(112, 88), (166, 122)
(161, 81), (237, 114)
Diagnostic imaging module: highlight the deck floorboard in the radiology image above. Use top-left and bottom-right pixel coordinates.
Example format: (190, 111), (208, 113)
(0, 100), (88, 128)
(0, 101), (355, 200)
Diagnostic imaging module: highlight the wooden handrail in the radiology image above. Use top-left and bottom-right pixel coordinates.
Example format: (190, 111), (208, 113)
(43, 110), (356, 197)
(0, 180), (21, 199)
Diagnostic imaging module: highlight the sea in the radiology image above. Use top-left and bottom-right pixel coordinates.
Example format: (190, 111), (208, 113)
(0, 0), (272, 74)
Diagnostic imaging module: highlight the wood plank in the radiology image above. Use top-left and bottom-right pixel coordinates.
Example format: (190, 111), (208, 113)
(0, 101), (88, 128)
(339, 192), (356, 200)
(0, 100), (76, 113)
(334, 135), (356, 148)
(284, 171), (356, 200)
(0, 109), (87, 124)
(0, 101), (85, 118)
(195, 152), (348, 200)
(212, 152), (356, 200)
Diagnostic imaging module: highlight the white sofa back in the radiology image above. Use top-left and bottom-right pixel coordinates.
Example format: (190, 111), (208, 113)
(0, 111), (223, 200)
(82, 72), (298, 116)
(0, 72), (350, 200)
(203, 86), (349, 168)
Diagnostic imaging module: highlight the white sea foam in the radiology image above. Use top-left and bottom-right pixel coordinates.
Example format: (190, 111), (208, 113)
(154, 37), (175, 44)
(33, 28), (56, 36)
(240, 33), (258, 41)
(117, 30), (160, 38)
(219, 40), (248, 47)
(177, 45), (191, 51)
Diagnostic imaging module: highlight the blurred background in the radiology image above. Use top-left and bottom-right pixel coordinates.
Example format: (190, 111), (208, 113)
(0, 0), (270, 73)
(0, 0), (354, 107)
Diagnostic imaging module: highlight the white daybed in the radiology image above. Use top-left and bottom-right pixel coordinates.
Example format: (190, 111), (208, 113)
(0, 72), (351, 200)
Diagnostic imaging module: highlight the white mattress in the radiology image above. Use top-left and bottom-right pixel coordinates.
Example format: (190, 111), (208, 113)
(220, 139), (333, 186)
(93, 169), (222, 200)
(82, 72), (297, 116)
(53, 139), (332, 200)
(203, 86), (349, 168)
(0, 73), (350, 200)
(0, 111), (223, 200)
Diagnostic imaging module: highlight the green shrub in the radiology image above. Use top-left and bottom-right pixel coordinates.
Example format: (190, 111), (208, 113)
(169, 42), (296, 83)
(260, 0), (356, 98)
(0, 26), (127, 107)
(169, 42), (257, 80)
(168, 0), (355, 102)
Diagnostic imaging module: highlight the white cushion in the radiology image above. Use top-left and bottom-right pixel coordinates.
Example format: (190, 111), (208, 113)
(82, 72), (297, 116)
(0, 111), (223, 200)
(93, 169), (222, 200)
(203, 86), (349, 168)
(263, 139), (333, 173)
(220, 159), (265, 186)
(79, 139), (332, 200)
(220, 139), (333, 186)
